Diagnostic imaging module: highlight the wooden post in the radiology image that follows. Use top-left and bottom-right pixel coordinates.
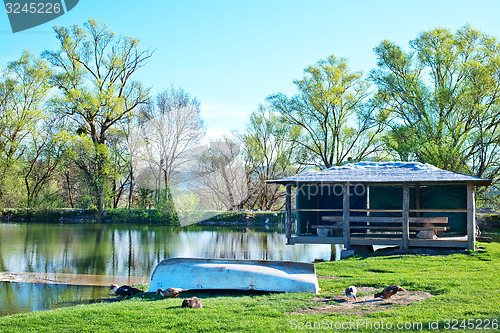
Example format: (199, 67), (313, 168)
(415, 182), (421, 217)
(366, 184), (370, 234)
(285, 185), (292, 244)
(343, 183), (350, 249)
(467, 182), (476, 250)
(402, 182), (410, 250)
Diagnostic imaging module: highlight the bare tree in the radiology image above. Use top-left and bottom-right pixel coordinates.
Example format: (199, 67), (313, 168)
(196, 139), (249, 211)
(139, 87), (205, 202)
(124, 120), (146, 208)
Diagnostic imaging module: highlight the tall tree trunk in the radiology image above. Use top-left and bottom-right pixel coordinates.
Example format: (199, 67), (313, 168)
(113, 174), (130, 209)
(128, 165), (134, 209)
(112, 180), (117, 208)
(65, 172), (74, 208)
(95, 148), (106, 217)
(221, 167), (235, 210)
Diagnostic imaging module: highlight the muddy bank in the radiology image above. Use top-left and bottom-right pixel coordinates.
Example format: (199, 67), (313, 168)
(0, 272), (149, 287)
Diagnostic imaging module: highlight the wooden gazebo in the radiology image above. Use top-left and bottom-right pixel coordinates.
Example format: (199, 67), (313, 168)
(269, 162), (491, 250)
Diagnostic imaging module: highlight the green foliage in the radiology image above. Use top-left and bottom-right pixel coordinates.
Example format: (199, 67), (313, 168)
(0, 208), (96, 222)
(0, 51), (51, 208)
(267, 55), (387, 168)
(64, 135), (113, 211)
(0, 162), (24, 207)
(42, 19), (153, 214)
(0, 208), (180, 224)
(107, 208), (179, 225)
(4, 22), (500, 213)
(23, 116), (68, 208)
(207, 211), (284, 224)
(136, 187), (155, 209)
(371, 25), (500, 200)
(239, 106), (305, 210)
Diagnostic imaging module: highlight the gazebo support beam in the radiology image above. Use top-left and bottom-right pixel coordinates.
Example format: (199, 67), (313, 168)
(415, 182), (421, 217)
(467, 182), (476, 250)
(401, 182), (410, 250)
(343, 183), (350, 249)
(285, 185), (292, 244)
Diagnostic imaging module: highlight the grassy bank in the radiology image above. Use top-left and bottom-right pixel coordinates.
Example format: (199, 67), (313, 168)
(0, 242), (499, 332)
(0, 208), (284, 226)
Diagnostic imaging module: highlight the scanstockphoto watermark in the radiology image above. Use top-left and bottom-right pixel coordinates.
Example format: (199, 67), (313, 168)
(295, 182), (367, 200)
(3, 0), (79, 33)
(289, 319), (423, 331)
(289, 318), (499, 330)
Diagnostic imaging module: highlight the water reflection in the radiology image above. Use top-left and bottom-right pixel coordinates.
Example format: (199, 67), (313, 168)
(0, 223), (333, 316)
(0, 223), (332, 278)
(0, 282), (109, 316)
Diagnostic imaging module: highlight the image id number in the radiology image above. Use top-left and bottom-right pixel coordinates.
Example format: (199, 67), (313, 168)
(5, 2), (62, 14)
(443, 319), (498, 330)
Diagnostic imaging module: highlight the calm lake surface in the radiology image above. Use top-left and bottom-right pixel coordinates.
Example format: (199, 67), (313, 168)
(0, 223), (333, 316)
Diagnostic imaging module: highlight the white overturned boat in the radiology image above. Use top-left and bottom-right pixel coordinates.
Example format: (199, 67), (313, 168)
(148, 258), (319, 294)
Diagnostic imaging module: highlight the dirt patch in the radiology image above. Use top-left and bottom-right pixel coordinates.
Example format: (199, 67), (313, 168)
(292, 290), (433, 315)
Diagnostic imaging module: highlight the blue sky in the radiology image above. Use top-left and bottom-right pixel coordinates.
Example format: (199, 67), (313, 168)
(2, 0), (500, 138)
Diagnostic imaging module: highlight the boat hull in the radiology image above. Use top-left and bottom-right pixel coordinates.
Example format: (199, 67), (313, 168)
(148, 258), (319, 294)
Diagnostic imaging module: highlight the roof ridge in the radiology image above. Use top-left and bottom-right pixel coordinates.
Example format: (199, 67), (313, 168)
(268, 162), (491, 185)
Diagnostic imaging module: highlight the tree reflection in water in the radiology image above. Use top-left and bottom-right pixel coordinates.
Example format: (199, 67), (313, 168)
(0, 223), (332, 316)
(0, 224), (331, 277)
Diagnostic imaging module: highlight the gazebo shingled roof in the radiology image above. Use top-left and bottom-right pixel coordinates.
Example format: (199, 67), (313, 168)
(268, 162), (491, 186)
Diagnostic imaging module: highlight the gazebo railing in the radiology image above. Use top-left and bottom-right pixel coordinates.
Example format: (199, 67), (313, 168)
(289, 208), (468, 249)
(284, 182), (476, 250)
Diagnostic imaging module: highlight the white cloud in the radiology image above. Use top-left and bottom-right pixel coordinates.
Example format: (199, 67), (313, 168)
(200, 102), (251, 134)
(201, 104), (250, 118)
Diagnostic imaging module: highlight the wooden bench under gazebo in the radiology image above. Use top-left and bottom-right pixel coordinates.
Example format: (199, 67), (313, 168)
(268, 162), (491, 250)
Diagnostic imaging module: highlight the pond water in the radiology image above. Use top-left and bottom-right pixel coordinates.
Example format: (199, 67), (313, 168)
(1, 283), (110, 317)
(0, 223), (333, 316)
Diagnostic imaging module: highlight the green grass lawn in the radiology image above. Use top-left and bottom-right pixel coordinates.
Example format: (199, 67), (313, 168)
(1, 243), (499, 332)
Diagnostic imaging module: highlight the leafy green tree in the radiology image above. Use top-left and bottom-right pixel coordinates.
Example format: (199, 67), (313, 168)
(371, 25), (500, 197)
(65, 134), (111, 210)
(239, 106), (305, 210)
(43, 20), (153, 214)
(0, 51), (51, 207)
(60, 150), (80, 208)
(267, 55), (386, 168)
(107, 125), (132, 208)
(23, 115), (67, 208)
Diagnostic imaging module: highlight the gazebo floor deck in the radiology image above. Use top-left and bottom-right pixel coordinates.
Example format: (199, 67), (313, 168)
(288, 235), (468, 248)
